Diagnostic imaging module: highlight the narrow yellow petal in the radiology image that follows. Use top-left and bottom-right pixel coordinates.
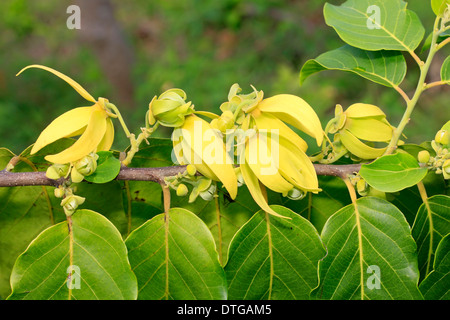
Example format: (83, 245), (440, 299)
(345, 118), (393, 142)
(17, 65), (96, 103)
(257, 94), (323, 146)
(96, 117), (115, 152)
(181, 115), (238, 199)
(278, 139), (320, 192)
(240, 161), (288, 219)
(31, 107), (92, 154)
(45, 110), (107, 164)
(252, 112), (308, 152)
(245, 133), (293, 194)
(345, 103), (386, 118)
(339, 130), (386, 159)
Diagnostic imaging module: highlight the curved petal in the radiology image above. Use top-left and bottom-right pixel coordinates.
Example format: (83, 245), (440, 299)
(45, 110), (107, 164)
(31, 106), (92, 154)
(181, 115), (237, 199)
(96, 117), (115, 152)
(339, 129), (386, 160)
(345, 103), (386, 118)
(257, 94), (323, 146)
(252, 112), (308, 152)
(278, 138), (320, 192)
(17, 65), (96, 103)
(245, 133), (293, 194)
(240, 161), (288, 219)
(345, 118), (393, 142)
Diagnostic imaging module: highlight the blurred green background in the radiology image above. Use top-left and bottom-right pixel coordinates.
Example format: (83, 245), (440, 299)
(0, 0), (448, 154)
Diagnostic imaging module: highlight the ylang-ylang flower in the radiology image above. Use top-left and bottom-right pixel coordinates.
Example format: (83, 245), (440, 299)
(224, 84), (323, 217)
(327, 103), (393, 160)
(172, 114), (238, 200)
(17, 65), (115, 165)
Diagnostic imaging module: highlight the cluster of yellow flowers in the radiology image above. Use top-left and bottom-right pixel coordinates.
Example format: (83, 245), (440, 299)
(20, 65), (398, 217)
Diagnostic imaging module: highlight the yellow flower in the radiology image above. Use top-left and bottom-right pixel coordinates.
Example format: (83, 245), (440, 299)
(18, 65), (115, 164)
(172, 114), (238, 199)
(224, 84), (323, 217)
(329, 103), (393, 160)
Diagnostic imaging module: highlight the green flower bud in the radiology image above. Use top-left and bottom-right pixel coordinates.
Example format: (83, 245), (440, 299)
(286, 187), (306, 200)
(71, 167), (85, 183)
(46, 163), (70, 180)
(148, 89), (194, 127)
(443, 159), (450, 180)
(418, 150), (431, 164)
(74, 153), (98, 176)
(435, 130), (449, 146)
(176, 184), (189, 197)
(54, 186), (65, 198)
(356, 179), (369, 196)
(199, 183), (217, 201)
(61, 195), (85, 216)
(186, 164), (197, 176)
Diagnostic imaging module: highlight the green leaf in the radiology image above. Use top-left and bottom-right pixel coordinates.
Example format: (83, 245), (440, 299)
(7, 209), (137, 300)
(412, 195), (450, 281)
(224, 205), (326, 300)
(388, 171), (448, 226)
(300, 45), (407, 87)
(360, 153), (428, 193)
(441, 55), (450, 85)
(273, 176), (352, 233)
(431, 0), (450, 16)
(125, 207), (227, 300)
(0, 148), (66, 299)
(324, 0), (425, 52)
(83, 151), (121, 184)
(172, 185), (258, 265)
(314, 197), (422, 300)
(419, 234), (450, 299)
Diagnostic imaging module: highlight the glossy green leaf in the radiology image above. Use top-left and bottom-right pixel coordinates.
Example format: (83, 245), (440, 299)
(441, 55), (450, 85)
(419, 234), (450, 299)
(360, 153), (428, 192)
(314, 197), (422, 300)
(7, 209), (137, 300)
(272, 176), (352, 233)
(125, 207), (227, 300)
(0, 148), (65, 299)
(83, 151), (121, 184)
(324, 0), (425, 52)
(412, 195), (450, 281)
(225, 205), (326, 300)
(300, 45), (407, 87)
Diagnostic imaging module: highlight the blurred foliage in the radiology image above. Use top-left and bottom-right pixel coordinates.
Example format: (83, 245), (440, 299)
(0, 0), (448, 154)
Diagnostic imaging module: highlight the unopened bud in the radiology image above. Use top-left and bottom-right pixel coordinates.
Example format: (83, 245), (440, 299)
(356, 179), (369, 196)
(199, 184), (216, 201)
(435, 130), (449, 145)
(287, 187), (306, 200)
(186, 164), (197, 176)
(46, 163), (70, 180)
(443, 159), (450, 179)
(74, 153), (98, 176)
(54, 186), (65, 198)
(61, 195), (85, 216)
(176, 184), (189, 197)
(418, 150), (431, 164)
(148, 89), (194, 127)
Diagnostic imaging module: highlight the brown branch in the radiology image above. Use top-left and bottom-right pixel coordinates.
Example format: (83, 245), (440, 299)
(0, 163), (362, 188)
